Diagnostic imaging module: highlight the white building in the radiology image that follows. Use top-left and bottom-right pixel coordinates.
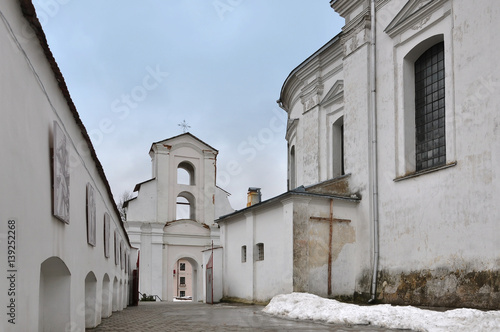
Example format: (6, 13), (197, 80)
(124, 133), (233, 303)
(218, 0), (500, 309)
(0, 1), (137, 331)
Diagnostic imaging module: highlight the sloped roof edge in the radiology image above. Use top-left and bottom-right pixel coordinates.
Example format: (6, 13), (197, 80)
(216, 187), (359, 223)
(19, 0), (132, 247)
(150, 132), (218, 153)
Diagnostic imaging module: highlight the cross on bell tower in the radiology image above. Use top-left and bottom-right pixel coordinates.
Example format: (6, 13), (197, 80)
(178, 120), (191, 133)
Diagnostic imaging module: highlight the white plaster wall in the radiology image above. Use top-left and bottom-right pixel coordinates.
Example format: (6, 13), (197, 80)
(0, 2), (134, 331)
(375, 0), (500, 273)
(220, 199), (294, 303)
(253, 204), (294, 302)
(285, 42), (344, 188)
(215, 187), (234, 219)
(126, 180), (157, 222)
(220, 214), (252, 300)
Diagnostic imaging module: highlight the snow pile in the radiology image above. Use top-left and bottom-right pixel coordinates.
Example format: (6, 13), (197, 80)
(263, 293), (500, 332)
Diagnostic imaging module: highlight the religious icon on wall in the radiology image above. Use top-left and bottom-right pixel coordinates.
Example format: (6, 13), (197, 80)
(86, 183), (96, 246)
(53, 121), (70, 223)
(120, 240), (125, 270)
(104, 212), (110, 258)
(114, 230), (119, 265)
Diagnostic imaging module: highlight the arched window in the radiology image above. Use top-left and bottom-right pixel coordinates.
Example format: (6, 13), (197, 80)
(332, 116), (344, 178)
(177, 162), (195, 185)
(414, 41), (446, 171)
(176, 192), (195, 220)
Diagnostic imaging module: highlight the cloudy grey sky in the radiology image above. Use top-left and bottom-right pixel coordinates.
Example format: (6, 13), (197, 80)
(32, 0), (344, 210)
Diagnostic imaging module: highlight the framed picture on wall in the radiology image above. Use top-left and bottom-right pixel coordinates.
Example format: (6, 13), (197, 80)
(120, 240), (125, 270)
(104, 213), (110, 258)
(86, 183), (96, 246)
(53, 121), (70, 223)
(114, 230), (119, 265)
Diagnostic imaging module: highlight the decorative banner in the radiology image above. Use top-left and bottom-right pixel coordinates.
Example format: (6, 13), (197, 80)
(53, 122), (70, 223)
(104, 213), (110, 258)
(86, 183), (96, 246)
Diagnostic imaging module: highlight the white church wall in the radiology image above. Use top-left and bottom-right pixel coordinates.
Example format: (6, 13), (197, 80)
(370, 0), (500, 308)
(0, 2), (135, 331)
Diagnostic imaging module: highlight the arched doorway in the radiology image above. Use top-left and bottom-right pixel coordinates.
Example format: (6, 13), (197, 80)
(112, 277), (119, 311)
(171, 257), (200, 302)
(85, 271), (98, 328)
(101, 274), (111, 318)
(39, 257), (71, 332)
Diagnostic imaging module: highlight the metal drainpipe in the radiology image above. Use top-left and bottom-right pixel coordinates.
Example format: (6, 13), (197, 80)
(368, 0), (380, 304)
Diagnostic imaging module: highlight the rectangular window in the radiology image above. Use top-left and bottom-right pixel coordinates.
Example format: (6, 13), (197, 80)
(180, 291), (185, 297)
(256, 243), (264, 261)
(241, 245), (247, 263)
(415, 42), (446, 171)
(180, 263), (185, 271)
(180, 277), (185, 285)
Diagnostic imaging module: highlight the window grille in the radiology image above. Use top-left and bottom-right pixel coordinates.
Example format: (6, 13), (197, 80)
(241, 246), (247, 263)
(415, 42), (446, 171)
(256, 243), (264, 261)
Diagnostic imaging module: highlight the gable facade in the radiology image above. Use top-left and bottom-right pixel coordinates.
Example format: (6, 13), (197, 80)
(124, 133), (233, 302)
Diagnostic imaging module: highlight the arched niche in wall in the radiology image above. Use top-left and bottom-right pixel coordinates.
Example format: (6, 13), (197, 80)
(39, 256), (71, 332)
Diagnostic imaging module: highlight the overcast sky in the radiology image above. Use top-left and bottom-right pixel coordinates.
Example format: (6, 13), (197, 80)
(32, 0), (344, 210)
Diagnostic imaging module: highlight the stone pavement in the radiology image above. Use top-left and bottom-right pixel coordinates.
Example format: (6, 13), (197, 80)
(88, 301), (415, 332)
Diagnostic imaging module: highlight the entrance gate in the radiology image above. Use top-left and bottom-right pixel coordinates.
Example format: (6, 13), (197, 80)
(205, 252), (213, 304)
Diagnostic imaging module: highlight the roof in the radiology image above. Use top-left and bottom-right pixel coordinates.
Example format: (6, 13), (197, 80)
(150, 132), (218, 153)
(19, 1), (132, 247)
(133, 178), (156, 192)
(216, 186), (360, 223)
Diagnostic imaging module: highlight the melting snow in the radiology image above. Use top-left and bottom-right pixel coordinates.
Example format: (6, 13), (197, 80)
(263, 293), (500, 332)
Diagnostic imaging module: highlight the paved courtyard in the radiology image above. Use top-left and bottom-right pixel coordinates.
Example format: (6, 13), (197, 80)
(88, 301), (415, 332)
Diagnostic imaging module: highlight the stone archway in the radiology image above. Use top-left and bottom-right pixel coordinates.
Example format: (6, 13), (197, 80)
(169, 256), (201, 302)
(39, 257), (71, 332)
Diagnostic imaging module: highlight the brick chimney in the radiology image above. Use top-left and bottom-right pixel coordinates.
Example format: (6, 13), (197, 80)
(247, 187), (261, 207)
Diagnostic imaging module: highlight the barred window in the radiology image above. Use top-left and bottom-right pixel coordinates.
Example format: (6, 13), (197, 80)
(415, 42), (446, 171)
(256, 243), (264, 261)
(241, 245), (247, 263)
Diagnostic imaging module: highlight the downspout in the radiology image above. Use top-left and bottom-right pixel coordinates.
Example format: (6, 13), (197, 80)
(368, 0), (380, 303)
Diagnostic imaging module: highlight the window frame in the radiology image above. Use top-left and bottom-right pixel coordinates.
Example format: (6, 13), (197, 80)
(241, 245), (247, 263)
(414, 41), (446, 171)
(255, 243), (264, 261)
(394, 31), (456, 180)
